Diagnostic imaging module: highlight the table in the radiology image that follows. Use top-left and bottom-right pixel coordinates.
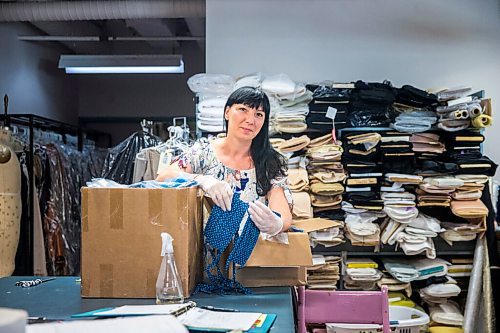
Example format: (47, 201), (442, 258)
(0, 276), (295, 332)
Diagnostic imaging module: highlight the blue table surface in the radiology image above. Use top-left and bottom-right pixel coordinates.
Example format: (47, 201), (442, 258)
(0, 276), (295, 333)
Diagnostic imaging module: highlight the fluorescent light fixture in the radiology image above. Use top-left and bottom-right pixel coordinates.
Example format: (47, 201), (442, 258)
(58, 54), (184, 74)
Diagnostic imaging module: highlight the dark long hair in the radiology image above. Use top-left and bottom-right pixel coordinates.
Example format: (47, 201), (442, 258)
(224, 86), (287, 196)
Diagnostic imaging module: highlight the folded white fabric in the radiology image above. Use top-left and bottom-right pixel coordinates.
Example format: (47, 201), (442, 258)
(233, 72), (263, 90)
(380, 219), (405, 245)
(420, 283), (461, 300)
(342, 201), (368, 214)
(440, 222), (481, 245)
(377, 276), (412, 296)
(380, 183), (405, 192)
(346, 267), (383, 281)
(381, 192), (416, 201)
(407, 213), (443, 233)
(385, 173), (423, 184)
(429, 300), (464, 326)
(197, 121), (224, 132)
(262, 73), (296, 95)
(419, 183), (456, 194)
(424, 177), (464, 188)
(404, 226), (438, 238)
(187, 73), (235, 94)
(345, 218), (379, 236)
(455, 174), (489, 184)
(382, 260), (419, 283)
(384, 205), (419, 223)
(410, 258), (449, 280)
(397, 234), (436, 259)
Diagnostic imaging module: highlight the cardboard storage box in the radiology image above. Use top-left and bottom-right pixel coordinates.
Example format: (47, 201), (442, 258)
(232, 218), (341, 287)
(230, 232), (312, 287)
(81, 187), (203, 298)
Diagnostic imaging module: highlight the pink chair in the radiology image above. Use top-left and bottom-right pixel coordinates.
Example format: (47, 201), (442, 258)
(297, 286), (390, 333)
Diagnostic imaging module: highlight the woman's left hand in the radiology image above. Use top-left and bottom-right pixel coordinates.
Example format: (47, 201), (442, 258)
(248, 201), (284, 236)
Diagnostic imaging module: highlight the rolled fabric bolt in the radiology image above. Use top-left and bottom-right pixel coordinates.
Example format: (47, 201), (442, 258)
(444, 110), (468, 120)
(472, 114), (492, 128)
(467, 103), (483, 118)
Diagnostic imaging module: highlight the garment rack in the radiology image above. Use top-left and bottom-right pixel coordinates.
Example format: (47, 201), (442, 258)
(0, 113), (111, 275)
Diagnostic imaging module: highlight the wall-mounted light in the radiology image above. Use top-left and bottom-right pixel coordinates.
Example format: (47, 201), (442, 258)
(58, 54), (184, 74)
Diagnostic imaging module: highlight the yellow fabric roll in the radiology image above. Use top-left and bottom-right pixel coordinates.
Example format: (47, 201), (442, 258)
(471, 114), (492, 128)
(429, 327), (463, 333)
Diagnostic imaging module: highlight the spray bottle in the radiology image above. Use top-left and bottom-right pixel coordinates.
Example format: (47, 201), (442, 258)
(155, 232), (184, 304)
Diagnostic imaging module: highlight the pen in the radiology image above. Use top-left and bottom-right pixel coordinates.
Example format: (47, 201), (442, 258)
(199, 305), (239, 312)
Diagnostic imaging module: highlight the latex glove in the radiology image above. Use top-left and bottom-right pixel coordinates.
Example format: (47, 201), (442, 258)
(248, 201), (284, 236)
(196, 175), (233, 211)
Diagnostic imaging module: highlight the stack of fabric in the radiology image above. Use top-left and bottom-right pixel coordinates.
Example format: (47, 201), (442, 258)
(435, 86), (491, 131)
(411, 132), (448, 176)
(287, 168), (312, 219)
(306, 139), (344, 213)
(308, 223), (345, 248)
(342, 131), (383, 210)
(307, 254), (341, 289)
(405, 257), (464, 329)
(396, 213), (444, 259)
(349, 80), (395, 127)
(262, 74), (311, 134)
(417, 177), (463, 208)
(187, 73), (235, 133)
(306, 83), (353, 132)
(381, 259), (419, 296)
(276, 136), (311, 219)
(343, 258), (383, 290)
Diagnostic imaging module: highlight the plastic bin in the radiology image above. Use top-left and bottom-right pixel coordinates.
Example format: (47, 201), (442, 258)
(325, 306), (429, 333)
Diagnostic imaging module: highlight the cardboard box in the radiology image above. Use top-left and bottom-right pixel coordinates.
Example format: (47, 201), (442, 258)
(245, 232), (312, 267)
(234, 267), (307, 287)
(232, 218), (340, 287)
(81, 187), (203, 298)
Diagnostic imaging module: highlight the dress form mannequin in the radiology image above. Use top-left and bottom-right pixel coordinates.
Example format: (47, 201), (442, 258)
(0, 128), (22, 276)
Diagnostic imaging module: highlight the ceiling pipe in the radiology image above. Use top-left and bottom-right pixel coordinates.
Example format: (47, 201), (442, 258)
(18, 35), (205, 42)
(0, 0), (205, 22)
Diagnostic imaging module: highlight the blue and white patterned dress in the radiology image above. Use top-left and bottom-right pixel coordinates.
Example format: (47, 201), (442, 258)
(175, 138), (293, 208)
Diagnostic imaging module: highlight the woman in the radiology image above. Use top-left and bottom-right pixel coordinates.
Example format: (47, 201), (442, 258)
(157, 86), (292, 236)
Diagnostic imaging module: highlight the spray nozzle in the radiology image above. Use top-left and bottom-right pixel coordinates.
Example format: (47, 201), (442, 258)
(160, 232), (174, 256)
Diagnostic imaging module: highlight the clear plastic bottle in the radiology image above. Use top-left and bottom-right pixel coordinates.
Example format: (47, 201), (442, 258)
(155, 232), (184, 304)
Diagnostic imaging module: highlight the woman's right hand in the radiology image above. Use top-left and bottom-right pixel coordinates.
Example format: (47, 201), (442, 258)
(196, 175), (233, 211)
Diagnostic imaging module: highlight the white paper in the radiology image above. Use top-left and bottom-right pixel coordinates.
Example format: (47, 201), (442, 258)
(27, 315), (187, 333)
(95, 304), (191, 316)
(325, 106), (337, 120)
(178, 308), (262, 331)
(312, 254), (326, 266)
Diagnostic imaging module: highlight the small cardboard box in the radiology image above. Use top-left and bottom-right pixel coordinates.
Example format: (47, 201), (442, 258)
(245, 232), (312, 267)
(235, 266), (307, 287)
(81, 187), (203, 298)
(231, 218), (341, 287)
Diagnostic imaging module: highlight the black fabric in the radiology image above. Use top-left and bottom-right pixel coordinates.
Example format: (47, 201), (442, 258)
(482, 184), (499, 266)
(395, 85), (438, 107)
(309, 85), (353, 101)
(411, 275), (449, 289)
(344, 191), (379, 202)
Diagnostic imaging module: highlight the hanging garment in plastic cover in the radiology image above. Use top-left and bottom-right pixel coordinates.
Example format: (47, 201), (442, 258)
(101, 131), (162, 185)
(41, 143), (101, 275)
